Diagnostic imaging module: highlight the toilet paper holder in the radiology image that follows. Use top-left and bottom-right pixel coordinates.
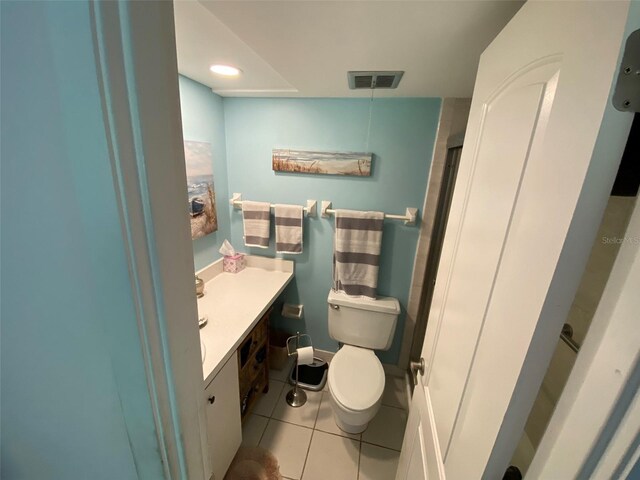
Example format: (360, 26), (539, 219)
(285, 332), (312, 408)
(286, 332), (312, 357)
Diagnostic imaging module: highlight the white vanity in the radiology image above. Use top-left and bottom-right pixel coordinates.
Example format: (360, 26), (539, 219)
(197, 255), (293, 480)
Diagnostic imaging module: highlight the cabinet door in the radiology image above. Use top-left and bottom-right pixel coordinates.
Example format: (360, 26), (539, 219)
(205, 352), (241, 480)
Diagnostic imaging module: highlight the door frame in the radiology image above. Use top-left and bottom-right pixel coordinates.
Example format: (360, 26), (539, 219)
(90, 1), (208, 479)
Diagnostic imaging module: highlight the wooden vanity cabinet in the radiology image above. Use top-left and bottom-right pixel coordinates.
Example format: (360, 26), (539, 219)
(237, 308), (271, 420)
(205, 352), (241, 480)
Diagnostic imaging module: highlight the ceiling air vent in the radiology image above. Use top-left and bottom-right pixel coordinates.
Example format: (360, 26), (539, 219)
(348, 71), (404, 90)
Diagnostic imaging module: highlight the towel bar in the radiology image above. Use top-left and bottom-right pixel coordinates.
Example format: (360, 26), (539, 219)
(320, 201), (418, 226)
(229, 193), (316, 217)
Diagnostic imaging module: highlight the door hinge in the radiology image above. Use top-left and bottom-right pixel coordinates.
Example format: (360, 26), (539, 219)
(613, 29), (640, 112)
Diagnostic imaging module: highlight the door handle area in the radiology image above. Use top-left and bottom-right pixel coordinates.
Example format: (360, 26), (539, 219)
(410, 358), (425, 386)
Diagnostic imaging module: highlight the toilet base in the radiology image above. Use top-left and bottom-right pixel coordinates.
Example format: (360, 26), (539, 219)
(333, 412), (368, 434)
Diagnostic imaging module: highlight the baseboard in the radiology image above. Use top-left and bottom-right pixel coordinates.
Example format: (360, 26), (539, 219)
(314, 349), (335, 364)
(383, 363), (406, 378)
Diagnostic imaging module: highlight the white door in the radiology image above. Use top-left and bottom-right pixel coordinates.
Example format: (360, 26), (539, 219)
(396, 2), (635, 479)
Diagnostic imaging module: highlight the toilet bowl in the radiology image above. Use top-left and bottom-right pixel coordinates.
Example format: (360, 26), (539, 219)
(327, 345), (385, 434)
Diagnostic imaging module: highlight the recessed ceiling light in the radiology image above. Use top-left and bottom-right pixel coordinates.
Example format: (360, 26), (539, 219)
(209, 64), (241, 76)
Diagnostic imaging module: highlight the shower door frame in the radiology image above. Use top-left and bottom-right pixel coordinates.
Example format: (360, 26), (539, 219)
(408, 137), (463, 386)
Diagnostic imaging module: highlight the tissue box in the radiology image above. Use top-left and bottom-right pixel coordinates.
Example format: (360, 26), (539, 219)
(223, 253), (246, 273)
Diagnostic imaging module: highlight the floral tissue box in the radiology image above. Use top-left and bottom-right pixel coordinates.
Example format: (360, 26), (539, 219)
(223, 254), (246, 273)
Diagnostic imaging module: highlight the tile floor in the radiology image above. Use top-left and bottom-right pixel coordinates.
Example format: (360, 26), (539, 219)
(240, 361), (409, 480)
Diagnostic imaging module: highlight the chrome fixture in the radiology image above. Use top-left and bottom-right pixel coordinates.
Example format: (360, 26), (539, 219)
(285, 332), (312, 407)
(195, 275), (205, 298)
(410, 357), (425, 386)
(560, 323), (581, 353)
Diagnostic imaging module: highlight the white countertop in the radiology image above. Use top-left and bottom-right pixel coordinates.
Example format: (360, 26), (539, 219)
(197, 255), (294, 386)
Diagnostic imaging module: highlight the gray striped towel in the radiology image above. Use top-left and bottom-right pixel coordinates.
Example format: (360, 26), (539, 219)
(275, 204), (303, 254)
(242, 201), (271, 248)
(333, 209), (384, 299)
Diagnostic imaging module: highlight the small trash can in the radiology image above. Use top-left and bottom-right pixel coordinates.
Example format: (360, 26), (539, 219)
(269, 329), (290, 370)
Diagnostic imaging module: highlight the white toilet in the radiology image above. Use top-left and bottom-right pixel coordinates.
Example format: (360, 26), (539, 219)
(326, 290), (400, 434)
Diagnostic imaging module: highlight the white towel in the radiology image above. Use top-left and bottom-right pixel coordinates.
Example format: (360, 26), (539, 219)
(242, 201), (271, 248)
(275, 204), (303, 254)
(333, 209), (384, 299)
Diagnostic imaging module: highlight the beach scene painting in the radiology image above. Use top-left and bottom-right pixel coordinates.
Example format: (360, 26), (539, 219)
(272, 149), (372, 176)
(184, 140), (218, 239)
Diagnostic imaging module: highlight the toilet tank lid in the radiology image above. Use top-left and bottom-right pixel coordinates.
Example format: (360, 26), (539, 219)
(327, 290), (400, 314)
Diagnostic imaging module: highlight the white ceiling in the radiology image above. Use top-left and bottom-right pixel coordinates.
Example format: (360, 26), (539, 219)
(174, 0), (524, 98)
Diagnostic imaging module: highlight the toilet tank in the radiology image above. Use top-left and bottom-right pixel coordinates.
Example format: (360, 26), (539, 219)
(327, 290), (400, 350)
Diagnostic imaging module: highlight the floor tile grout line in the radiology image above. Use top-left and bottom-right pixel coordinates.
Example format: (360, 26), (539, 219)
(256, 379), (286, 418)
(316, 391), (364, 441)
(303, 429), (362, 479)
(268, 392), (322, 430)
(314, 427), (361, 442)
(360, 438), (402, 452)
(256, 416), (269, 446)
(257, 417), (314, 480)
(267, 417), (315, 431)
(317, 396), (356, 438)
(311, 391), (324, 430)
(313, 426), (361, 442)
(268, 390), (323, 430)
(380, 404), (409, 413)
(380, 402), (409, 411)
(299, 427), (316, 480)
(357, 439), (362, 480)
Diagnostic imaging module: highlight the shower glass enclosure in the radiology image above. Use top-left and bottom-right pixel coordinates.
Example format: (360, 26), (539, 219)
(408, 135), (463, 367)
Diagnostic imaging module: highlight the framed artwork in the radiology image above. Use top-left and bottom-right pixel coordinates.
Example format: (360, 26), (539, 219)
(272, 149), (372, 176)
(185, 140), (218, 239)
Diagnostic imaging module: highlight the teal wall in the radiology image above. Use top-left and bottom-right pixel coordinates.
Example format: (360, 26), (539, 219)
(223, 98), (441, 364)
(179, 76), (232, 270)
(1, 2), (164, 479)
(628, 459), (640, 480)
(177, 77), (440, 366)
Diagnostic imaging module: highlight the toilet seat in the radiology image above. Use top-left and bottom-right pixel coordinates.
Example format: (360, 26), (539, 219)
(328, 345), (385, 412)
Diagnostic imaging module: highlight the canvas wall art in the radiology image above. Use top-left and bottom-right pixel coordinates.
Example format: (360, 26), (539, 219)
(184, 140), (218, 239)
(272, 149), (372, 176)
